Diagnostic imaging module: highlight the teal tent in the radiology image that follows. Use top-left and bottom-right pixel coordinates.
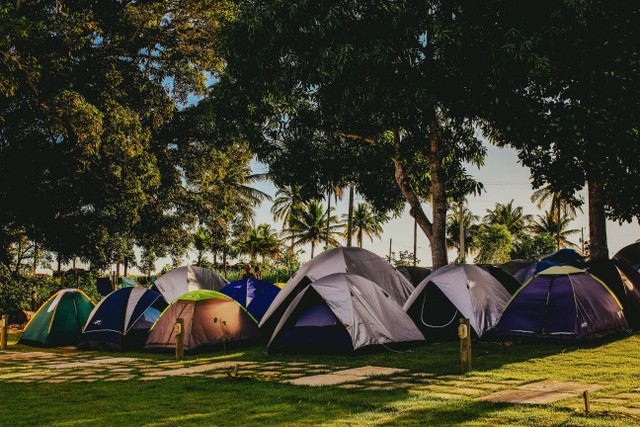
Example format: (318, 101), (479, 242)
(20, 289), (95, 347)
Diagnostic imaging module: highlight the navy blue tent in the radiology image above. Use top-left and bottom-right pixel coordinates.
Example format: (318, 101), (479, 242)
(496, 266), (629, 340)
(78, 287), (168, 350)
(219, 278), (280, 322)
(513, 260), (564, 284)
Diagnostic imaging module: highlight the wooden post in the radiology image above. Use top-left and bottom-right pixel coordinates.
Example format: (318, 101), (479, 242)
(175, 318), (185, 361)
(1, 314), (9, 350)
(583, 390), (591, 413)
(459, 318), (472, 374)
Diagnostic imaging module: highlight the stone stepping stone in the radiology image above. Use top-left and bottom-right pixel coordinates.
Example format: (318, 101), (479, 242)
(613, 407), (640, 416)
(480, 380), (604, 404)
(48, 357), (139, 370)
(592, 397), (629, 405)
(146, 361), (253, 377)
(286, 365), (406, 387)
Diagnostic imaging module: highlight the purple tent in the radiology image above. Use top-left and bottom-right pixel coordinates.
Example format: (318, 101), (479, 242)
(496, 266), (629, 340)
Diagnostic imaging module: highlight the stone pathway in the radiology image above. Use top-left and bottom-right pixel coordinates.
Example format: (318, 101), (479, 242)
(481, 380), (605, 404)
(3, 349), (640, 417)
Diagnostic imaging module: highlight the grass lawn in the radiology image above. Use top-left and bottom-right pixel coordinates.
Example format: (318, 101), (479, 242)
(2, 333), (640, 426)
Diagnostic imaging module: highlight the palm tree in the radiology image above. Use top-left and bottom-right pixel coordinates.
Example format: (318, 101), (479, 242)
(446, 207), (480, 262)
(286, 200), (343, 258)
(531, 185), (583, 249)
(531, 210), (580, 249)
(483, 200), (532, 237)
(192, 226), (212, 266)
(324, 183), (344, 246)
(236, 172), (273, 207)
(342, 202), (389, 248)
(271, 185), (305, 250)
(239, 223), (282, 261)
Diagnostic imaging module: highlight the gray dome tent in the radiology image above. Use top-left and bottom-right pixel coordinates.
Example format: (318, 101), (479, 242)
(403, 264), (511, 341)
(268, 273), (424, 354)
(152, 265), (228, 303)
(260, 247), (414, 333)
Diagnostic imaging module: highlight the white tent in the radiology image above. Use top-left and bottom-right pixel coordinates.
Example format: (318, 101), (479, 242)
(153, 265), (228, 303)
(403, 264), (511, 338)
(268, 273), (424, 353)
(260, 247), (414, 332)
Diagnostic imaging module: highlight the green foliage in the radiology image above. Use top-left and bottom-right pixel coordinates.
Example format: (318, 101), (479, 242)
(342, 202), (390, 248)
(237, 224), (282, 261)
(483, 200), (532, 238)
(285, 200), (344, 258)
(0, 0), (240, 271)
(386, 251), (419, 268)
(511, 233), (557, 261)
(473, 224), (513, 265)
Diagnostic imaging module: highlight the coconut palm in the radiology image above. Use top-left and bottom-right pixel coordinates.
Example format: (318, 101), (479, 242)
(192, 226), (212, 266)
(342, 202), (389, 248)
(483, 200), (532, 237)
(286, 200), (343, 258)
(531, 210), (580, 249)
(239, 223), (282, 261)
(531, 185), (583, 249)
(446, 207), (480, 261)
(271, 185), (305, 251)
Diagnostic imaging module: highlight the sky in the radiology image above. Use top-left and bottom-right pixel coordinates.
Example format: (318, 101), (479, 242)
(248, 142), (640, 267)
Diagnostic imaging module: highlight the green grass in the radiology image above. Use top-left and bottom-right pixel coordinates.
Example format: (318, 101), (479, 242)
(3, 335), (640, 426)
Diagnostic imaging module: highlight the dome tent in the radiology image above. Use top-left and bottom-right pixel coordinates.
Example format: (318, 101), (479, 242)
(268, 273), (424, 354)
(260, 247), (414, 333)
(145, 290), (260, 353)
(219, 278), (280, 322)
(151, 265), (229, 303)
(20, 289), (95, 347)
(496, 266), (629, 340)
(403, 264), (511, 341)
(78, 287), (168, 351)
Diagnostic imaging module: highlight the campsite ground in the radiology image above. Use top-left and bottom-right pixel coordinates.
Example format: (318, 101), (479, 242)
(2, 333), (640, 426)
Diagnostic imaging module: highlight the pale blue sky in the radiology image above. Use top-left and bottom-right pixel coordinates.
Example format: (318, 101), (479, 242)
(250, 142), (640, 266)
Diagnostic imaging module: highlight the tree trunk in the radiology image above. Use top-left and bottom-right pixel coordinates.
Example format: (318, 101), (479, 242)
(116, 262), (120, 282)
(326, 188), (331, 246)
(358, 229), (363, 248)
(124, 259), (129, 277)
(57, 254), (62, 274)
(390, 130), (435, 264)
(428, 120), (449, 269)
(459, 202), (465, 263)
(311, 242), (315, 258)
(587, 178), (608, 261)
(555, 198), (561, 250)
(347, 185), (354, 246)
(222, 250), (227, 279)
(413, 218), (417, 266)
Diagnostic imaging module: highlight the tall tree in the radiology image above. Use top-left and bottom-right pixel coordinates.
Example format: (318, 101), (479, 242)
(531, 211), (580, 249)
(483, 200), (532, 238)
(342, 203), (389, 248)
(0, 0), (234, 270)
(238, 223), (281, 261)
(446, 207), (480, 262)
(285, 200), (343, 258)
(469, 2), (640, 260)
(213, 0), (489, 268)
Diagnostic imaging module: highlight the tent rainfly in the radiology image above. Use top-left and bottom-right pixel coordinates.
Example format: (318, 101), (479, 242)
(20, 289), (95, 347)
(268, 273), (424, 354)
(219, 278), (280, 322)
(260, 247), (414, 333)
(403, 264), (511, 341)
(151, 265), (229, 303)
(78, 287), (168, 351)
(495, 266), (629, 340)
(145, 290), (260, 353)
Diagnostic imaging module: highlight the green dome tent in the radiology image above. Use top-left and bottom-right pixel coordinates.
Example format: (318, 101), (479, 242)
(20, 289), (95, 347)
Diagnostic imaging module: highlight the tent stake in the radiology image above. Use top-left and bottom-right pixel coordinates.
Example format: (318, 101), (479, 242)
(1, 314), (8, 350)
(459, 318), (472, 374)
(0, 314), (9, 350)
(583, 390), (591, 413)
(175, 318), (185, 361)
